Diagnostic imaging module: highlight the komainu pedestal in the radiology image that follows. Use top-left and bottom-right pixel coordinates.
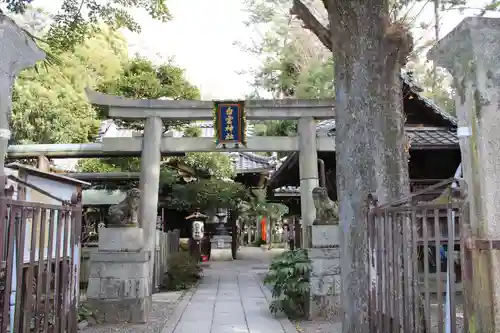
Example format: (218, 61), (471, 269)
(86, 227), (151, 323)
(308, 226), (341, 319)
(307, 187), (341, 319)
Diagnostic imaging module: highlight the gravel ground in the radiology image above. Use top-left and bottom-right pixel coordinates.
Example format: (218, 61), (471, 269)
(293, 316), (463, 333)
(293, 320), (341, 333)
(81, 291), (185, 333)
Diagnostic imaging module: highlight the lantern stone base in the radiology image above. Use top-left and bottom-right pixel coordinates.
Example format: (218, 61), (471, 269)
(308, 225), (341, 320)
(86, 227), (151, 324)
(211, 235), (232, 250)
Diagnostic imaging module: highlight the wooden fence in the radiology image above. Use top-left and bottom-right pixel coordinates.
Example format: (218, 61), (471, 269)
(367, 178), (467, 333)
(0, 198), (82, 333)
(154, 230), (180, 290)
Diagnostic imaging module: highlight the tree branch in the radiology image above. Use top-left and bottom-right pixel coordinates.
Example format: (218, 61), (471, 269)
(290, 0), (332, 51)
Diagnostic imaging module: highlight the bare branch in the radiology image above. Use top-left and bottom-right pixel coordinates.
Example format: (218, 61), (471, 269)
(290, 0), (332, 51)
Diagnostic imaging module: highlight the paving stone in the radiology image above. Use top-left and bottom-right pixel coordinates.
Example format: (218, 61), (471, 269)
(210, 325), (249, 333)
(167, 248), (294, 333)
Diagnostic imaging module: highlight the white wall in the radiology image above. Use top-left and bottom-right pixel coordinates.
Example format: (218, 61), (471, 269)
(23, 175), (78, 262)
(25, 175), (76, 202)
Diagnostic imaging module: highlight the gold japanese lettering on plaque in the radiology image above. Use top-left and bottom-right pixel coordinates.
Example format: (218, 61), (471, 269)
(224, 107), (234, 140)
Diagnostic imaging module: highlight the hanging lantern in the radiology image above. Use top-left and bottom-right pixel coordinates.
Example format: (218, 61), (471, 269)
(185, 209), (208, 241)
(192, 220), (204, 240)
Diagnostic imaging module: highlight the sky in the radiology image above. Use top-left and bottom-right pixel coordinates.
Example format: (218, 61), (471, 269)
(38, 0), (500, 99)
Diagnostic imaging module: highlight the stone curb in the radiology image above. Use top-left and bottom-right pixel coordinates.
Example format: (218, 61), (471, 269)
(160, 288), (196, 333)
(255, 275), (299, 333)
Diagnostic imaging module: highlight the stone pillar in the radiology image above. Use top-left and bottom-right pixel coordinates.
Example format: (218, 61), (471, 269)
(139, 116), (162, 291)
(0, 15), (45, 192)
(298, 117), (319, 248)
(428, 17), (500, 331)
(308, 225), (341, 319)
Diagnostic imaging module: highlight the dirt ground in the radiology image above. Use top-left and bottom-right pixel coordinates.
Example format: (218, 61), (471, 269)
(80, 291), (185, 333)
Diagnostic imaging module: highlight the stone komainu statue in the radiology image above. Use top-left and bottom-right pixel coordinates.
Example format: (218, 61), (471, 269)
(312, 187), (339, 225)
(107, 188), (141, 227)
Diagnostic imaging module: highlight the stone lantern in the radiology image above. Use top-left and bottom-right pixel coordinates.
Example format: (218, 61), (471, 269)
(211, 209), (232, 252)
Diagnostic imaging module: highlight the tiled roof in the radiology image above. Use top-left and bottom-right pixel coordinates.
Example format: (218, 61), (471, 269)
(230, 152), (277, 174)
(317, 123), (458, 147)
(400, 71), (457, 126)
(406, 127), (458, 147)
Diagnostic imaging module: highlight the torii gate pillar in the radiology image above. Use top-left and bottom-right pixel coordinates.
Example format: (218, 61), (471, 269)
(298, 117), (319, 247)
(139, 116), (163, 291)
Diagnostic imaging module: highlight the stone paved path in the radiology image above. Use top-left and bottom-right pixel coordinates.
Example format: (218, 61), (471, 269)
(163, 247), (296, 333)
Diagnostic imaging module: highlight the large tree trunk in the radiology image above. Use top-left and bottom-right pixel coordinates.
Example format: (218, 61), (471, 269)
(332, 2), (411, 331)
(292, 0), (412, 331)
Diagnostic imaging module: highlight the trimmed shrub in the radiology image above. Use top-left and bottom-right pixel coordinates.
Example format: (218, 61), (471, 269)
(161, 251), (203, 290)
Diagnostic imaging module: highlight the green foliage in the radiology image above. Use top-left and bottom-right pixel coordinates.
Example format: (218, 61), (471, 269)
(97, 56), (200, 131)
(77, 304), (93, 323)
(167, 179), (249, 211)
(172, 153), (235, 179)
(159, 167), (180, 188)
(77, 158), (181, 191)
(76, 157), (142, 190)
(241, 0), (333, 100)
(11, 26), (126, 144)
(264, 249), (311, 318)
(161, 251), (203, 291)
(253, 119), (297, 157)
(239, 188), (289, 222)
(268, 202), (289, 218)
(254, 120), (297, 137)
(77, 56), (208, 181)
(4, 0), (171, 51)
(241, 0), (332, 156)
(483, 0), (500, 12)
(78, 157), (141, 173)
(183, 126), (202, 138)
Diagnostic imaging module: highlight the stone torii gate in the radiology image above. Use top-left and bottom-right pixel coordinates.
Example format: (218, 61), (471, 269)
(85, 90), (335, 322)
(86, 90), (335, 247)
